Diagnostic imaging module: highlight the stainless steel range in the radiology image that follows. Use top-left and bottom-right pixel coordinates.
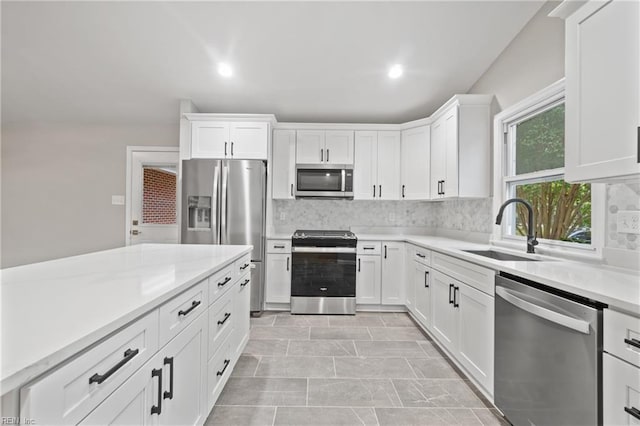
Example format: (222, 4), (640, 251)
(291, 230), (357, 315)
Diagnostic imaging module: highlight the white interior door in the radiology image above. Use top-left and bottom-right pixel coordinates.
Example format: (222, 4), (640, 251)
(128, 148), (179, 246)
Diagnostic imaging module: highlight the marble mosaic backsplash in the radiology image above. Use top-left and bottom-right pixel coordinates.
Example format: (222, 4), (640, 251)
(606, 181), (640, 252)
(272, 198), (493, 234)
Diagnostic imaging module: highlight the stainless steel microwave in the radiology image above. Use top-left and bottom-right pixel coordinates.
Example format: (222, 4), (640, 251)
(295, 164), (353, 199)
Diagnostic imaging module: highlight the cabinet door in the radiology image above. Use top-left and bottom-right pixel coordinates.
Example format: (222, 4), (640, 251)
(404, 246), (416, 313)
(234, 277), (251, 357)
(430, 270), (457, 353)
(159, 313), (207, 426)
(565, 0), (640, 182)
(265, 253), (291, 303)
(413, 263), (431, 329)
(78, 359), (156, 426)
(401, 126), (430, 200)
(381, 242), (405, 305)
(229, 122), (268, 160)
(457, 283), (494, 394)
(377, 131), (401, 200)
(356, 255), (381, 304)
(603, 353), (640, 425)
(272, 130), (296, 199)
(296, 130), (325, 164)
(430, 118), (445, 199)
(191, 121), (230, 158)
(325, 130), (354, 164)
(443, 108), (459, 198)
(353, 131), (378, 200)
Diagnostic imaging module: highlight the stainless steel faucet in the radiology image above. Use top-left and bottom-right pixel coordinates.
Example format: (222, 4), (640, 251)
(496, 198), (539, 254)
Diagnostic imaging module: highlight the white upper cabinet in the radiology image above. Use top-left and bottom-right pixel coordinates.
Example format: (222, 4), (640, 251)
(272, 130), (296, 199)
(400, 126), (430, 200)
(430, 95), (492, 199)
(191, 121), (268, 159)
(354, 131), (401, 200)
(296, 130), (354, 164)
(563, 0), (640, 182)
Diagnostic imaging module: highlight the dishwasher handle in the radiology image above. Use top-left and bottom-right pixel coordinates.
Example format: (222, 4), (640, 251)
(496, 286), (591, 335)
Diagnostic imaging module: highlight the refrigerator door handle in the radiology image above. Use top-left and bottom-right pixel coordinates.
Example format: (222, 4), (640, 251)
(212, 162), (221, 244)
(220, 163), (229, 244)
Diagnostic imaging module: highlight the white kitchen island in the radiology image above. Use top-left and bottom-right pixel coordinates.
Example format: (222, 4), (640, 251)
(0, 243), (252, 425)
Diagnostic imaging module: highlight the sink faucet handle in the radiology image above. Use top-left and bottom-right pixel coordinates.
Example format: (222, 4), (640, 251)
(529, 233), (539, 246)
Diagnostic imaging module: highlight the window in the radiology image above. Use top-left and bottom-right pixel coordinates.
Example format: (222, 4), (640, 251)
(497, 81), (596, 250)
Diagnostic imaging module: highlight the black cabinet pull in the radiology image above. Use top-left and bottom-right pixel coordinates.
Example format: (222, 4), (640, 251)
(218, 276), (232, 287)
(424, 271), (429, 288)
(151, 367), (162, 415)
(373, 185), (376, 198)
(625, 406), (640, 420)
(384, 245), (387, 259)
(326, 149), (330, 162)
(274, 245), (285, 249)
(379, 185), (382, 198)
(217, 359), (231, 376)
(402, 184), (405, 198)
(224, 142), (228, 157)
(625, 338), (640, 349)
(320, 149), (323, 162)
(241, 278), (250, 287)
(178, 300), (201, 317)
(290, 183), (294, 197)
(358, 258), (361, 272)
(448, 284), (454, 304)
(240, 263), (250, 271)
(218, 312), (231, 325)
(441, 180), (445, 196)
(231, 142), (234, 156)
(163, 357), (174, 400)
(416, 253), (426, 258)
(363, 247), (375, 250)
(89, 348), (139, 384)
(453, 286), (460, 308)
(286, 257), (289, 271)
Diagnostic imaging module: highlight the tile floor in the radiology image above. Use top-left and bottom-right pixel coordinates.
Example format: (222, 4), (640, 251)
(205, 311), (509, 426)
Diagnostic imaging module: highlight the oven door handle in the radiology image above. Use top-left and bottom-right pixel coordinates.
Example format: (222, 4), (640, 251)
(292, 247), (357, 254)
(496, 286), (591, 335)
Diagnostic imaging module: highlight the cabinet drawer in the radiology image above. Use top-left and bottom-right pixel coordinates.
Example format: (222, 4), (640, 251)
(604, 309), (640, 367)
(20, 310), (159, 425)
(412, 246), (431, 266)
(208, 287), (235, 360)
(208, 263), (234, 304)
(357, 241), (381, 255)
(207, 332), (233, 410)
(159, 280), (207, 346)
(234, 254), (252, 279)
(604, 353), (640, 425)
(267, 240), (291, 254)
(432, 252), (495, 295)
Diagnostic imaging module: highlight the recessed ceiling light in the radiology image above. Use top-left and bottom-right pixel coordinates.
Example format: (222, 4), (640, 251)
(388, 64), (403, 79)
(218, 63), (233, 78)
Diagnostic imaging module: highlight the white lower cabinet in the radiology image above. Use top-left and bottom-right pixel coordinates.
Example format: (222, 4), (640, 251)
(265, 253), (291, 304)
(604, 353), (640, 425)
(381, 242), (405, 305)
(413, 262), (431, 329)
(430, 270), (458, 352)
(356, 254), (381, 304)
(233, 274), (251, 357)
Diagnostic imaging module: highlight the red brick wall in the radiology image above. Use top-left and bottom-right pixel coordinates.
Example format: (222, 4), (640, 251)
(143, 168), (176, 224)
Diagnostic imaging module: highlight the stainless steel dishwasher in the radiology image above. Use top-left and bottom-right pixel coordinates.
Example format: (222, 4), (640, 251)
(495, 272), (605, 426)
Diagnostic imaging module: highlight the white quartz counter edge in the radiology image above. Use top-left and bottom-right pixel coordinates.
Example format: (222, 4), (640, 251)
(357, 234), (640, 315)
(0, 244), (252, 394)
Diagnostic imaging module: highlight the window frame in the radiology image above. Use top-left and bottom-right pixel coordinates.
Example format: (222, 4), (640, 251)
(492, 79), (605, 259)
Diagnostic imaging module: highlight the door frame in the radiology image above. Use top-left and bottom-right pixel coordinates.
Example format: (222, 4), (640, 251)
(125, 146), (180, 246)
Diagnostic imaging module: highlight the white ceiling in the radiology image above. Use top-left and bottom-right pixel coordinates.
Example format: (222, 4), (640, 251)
(1, 1), (544, 126)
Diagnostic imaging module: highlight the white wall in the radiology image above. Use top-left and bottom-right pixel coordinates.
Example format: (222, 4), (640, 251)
(1, 123), (178, 268)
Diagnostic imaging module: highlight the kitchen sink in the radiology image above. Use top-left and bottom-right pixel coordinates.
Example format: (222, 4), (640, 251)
(462, 249), (540, 262)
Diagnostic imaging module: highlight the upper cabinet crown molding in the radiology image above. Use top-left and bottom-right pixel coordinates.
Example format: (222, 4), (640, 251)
(183, 113), (277, 124)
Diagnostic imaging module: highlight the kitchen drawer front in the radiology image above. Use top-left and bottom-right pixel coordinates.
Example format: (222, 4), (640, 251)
(431, 252), (495, 295)
(412, 245), (431, 266)
(604, 309), (640, 367)
(159, 280), (208, 346)
(357, 241), (381, 255)
(208, 286), (235, 360)
(20, 310), (159, 425)
(603, 353), (640, 425)
(267, 240), (291, 254)
(207, 332), (233, 410)
(208, 263), (235, 303)
(234, 254), (252, 279)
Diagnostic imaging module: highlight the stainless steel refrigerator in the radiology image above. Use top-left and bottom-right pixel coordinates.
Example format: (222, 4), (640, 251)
(181, 159), (266, 313)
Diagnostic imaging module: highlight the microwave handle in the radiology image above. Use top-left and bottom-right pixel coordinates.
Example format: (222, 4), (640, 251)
(341, 170), (346, 192)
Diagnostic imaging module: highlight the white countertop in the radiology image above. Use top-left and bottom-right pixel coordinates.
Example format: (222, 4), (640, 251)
(0, 243), (252, 394)
(357, 233), (640, 315)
